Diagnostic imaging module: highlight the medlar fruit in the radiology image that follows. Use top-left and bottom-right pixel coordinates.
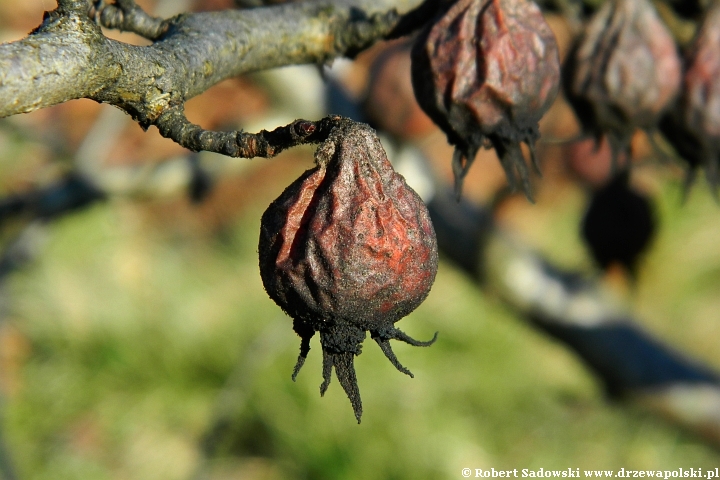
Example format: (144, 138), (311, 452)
(564, 0), (681, 162)
(259, 118), (438, 423)
(581, 172), (656, 279)
(411, 0), (560, 200)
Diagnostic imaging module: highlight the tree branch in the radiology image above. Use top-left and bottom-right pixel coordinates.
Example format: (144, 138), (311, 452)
(0, 7), (115, 117)
(0, 0), (424, 128)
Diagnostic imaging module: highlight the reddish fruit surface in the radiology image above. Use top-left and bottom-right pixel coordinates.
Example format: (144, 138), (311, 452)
(258, 119), (438, 422)
(564, 0), (680, 159)
(411, 0), (560, 200)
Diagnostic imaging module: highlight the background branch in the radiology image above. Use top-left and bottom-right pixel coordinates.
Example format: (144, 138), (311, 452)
(428, 184), (720, 447)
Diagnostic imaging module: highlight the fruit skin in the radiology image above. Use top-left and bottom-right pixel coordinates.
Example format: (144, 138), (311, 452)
(564, 0), (681, 159)
(411, 0), (560, 200)
(258, 119), (438, 422)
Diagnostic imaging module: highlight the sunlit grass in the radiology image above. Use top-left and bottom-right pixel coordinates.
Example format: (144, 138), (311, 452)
(1, 172), (718, 479)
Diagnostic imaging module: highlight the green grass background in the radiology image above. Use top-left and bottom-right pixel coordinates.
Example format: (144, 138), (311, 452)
(1, 163), (719, 479)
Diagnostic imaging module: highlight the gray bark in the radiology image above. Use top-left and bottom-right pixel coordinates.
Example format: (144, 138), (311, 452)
(0, 0), (423, 126)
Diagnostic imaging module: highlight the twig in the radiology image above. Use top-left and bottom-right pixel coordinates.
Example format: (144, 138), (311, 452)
(155, 110), (341, 157)
(92, 0), (168, 40)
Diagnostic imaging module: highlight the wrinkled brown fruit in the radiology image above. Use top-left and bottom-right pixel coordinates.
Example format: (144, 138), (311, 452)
(411, 0), (560, 200)
(660, 2), (720, 193)
(564, 0), (681, 161)
(258, 119), (438, 423)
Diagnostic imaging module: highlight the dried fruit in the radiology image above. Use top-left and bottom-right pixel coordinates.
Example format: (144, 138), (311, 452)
(258, 118), (438, 423)
(660, 2), (720, 193)
(581, 172), (655, 279)
(564, 0), (681, 162)
(363, 41), (436, 141)
(411, 0), (560, 200)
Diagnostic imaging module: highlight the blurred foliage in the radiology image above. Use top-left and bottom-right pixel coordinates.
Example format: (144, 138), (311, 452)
(0, 166), (718, 478)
